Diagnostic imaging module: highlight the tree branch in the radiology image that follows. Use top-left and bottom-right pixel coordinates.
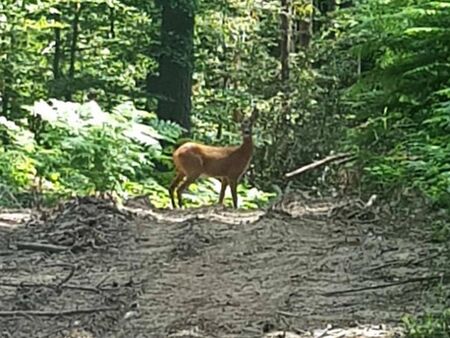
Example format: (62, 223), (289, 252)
(285, 153), (354, 178)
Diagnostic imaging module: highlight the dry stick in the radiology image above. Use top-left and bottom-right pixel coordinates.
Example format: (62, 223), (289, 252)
(0, 281), (100, 293)
(322, 275), (444, 297)
(0, 306), (120, 317)
(95, 273), (111, 288)
(276, 310), (299, 318)
(334, 155), (357, 166)
(365, 261), (397, 273)
(56, 264), (76, 288)
(285, 152), (354, 178)
(408, 252), (442, 266)
(366, 253), (441, 273)
(15, 241), (71, 253)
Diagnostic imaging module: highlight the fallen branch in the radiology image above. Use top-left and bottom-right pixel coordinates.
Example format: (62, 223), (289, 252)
(365, 253), (441, 273)
(408, 252), (442, 267)
(364, 261), (397, 273)
(0, 306), (120, 317)
(14, 241), (71, 253)
(285, 153), (354, 178)
(56, 264), (76, 289)
(0, 281), (101, 293)
(322, 275), (443, 296)
(276, 310), (299, 318)
(95, 273), (111, 288)
(334, 155), (357, 166)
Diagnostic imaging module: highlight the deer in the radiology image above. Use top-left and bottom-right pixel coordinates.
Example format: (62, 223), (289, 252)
(168, 108), (259, 209)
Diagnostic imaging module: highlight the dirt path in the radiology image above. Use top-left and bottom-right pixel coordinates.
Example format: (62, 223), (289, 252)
(0, 196), (447, 338)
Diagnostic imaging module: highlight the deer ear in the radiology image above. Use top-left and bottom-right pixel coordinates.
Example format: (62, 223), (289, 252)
(233, 110), (243, 123)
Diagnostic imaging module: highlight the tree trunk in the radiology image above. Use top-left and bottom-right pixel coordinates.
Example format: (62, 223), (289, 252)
(109, 6), (115, 39)
(67, 1), (82, 100)
(155, 1), (195, 132)
(50, 10), (62, 99)
(298, 0), (313, 49)
(280, 0), (291, 82)
(0, 89), (9, 143)
(1, 91), (8, 118)
(53, 17), (61, 81)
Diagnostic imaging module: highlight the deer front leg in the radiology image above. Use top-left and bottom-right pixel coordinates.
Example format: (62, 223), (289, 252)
(218, 178), (228, 205)
(229, 179), (238, 209)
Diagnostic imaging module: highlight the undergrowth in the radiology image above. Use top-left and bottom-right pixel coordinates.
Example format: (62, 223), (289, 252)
(0, 99), (274, 209)
(404, 309), (450, 338)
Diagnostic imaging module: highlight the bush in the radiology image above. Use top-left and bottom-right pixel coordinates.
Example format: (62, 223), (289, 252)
(1, 99), (273, 209)
(403, 309), (450, 338)
(337, 1), (450, 206)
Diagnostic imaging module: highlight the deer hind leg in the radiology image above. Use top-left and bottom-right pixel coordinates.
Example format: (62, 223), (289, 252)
(218, 177), (229, 205)
(176, 174), (200, 208)
(229, 178), (239, 209)
(169, 172), (185, 208)
(174, 152), (203, 208)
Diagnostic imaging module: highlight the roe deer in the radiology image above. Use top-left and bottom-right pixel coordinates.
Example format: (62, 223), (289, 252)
(169, 108), (258, 209)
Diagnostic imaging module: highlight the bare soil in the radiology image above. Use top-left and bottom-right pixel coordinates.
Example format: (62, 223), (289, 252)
(0, 194), (448, 338)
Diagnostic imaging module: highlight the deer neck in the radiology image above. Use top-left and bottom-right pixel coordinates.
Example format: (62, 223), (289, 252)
(239, 135), (253, 157)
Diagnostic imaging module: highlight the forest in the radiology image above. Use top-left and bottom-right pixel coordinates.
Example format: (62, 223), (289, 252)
(0, 0), (449, 337)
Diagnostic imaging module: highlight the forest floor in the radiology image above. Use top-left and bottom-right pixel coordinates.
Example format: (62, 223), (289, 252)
(0, 194), (448, 338)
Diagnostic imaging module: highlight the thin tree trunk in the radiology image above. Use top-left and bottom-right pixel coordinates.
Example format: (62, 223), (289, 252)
(357, 51), (361, 76)
(298, 0), (313, 48)
(280, 0), (291, 82)
(67, 1), (82, 100)
(53, 18), (61, 80)
(216, 11), (228, 140)
(50, 10), (62, 98)
(1, 91), (8, 118)
(109, 6), (115, 38)
(156, 1), (195, 131)
(1, 14), (15, 118)
(216, 76), (229, 140)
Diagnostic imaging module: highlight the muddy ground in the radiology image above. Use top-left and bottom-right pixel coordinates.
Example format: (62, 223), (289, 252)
(0, 194), (448, 338)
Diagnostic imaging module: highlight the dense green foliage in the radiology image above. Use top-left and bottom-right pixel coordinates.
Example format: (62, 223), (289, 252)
(0, 99), (273, 208)
(0, 0), (449, 206)
(0, 0), (156, 111)
(0, 0), (276, 208)
(338, 0), (450, 207)
(0, 99), (178, 204)
(404, 309), (450, 338)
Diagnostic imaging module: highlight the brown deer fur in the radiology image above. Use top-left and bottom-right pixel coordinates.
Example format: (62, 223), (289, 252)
(169, 109), (258, 208)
